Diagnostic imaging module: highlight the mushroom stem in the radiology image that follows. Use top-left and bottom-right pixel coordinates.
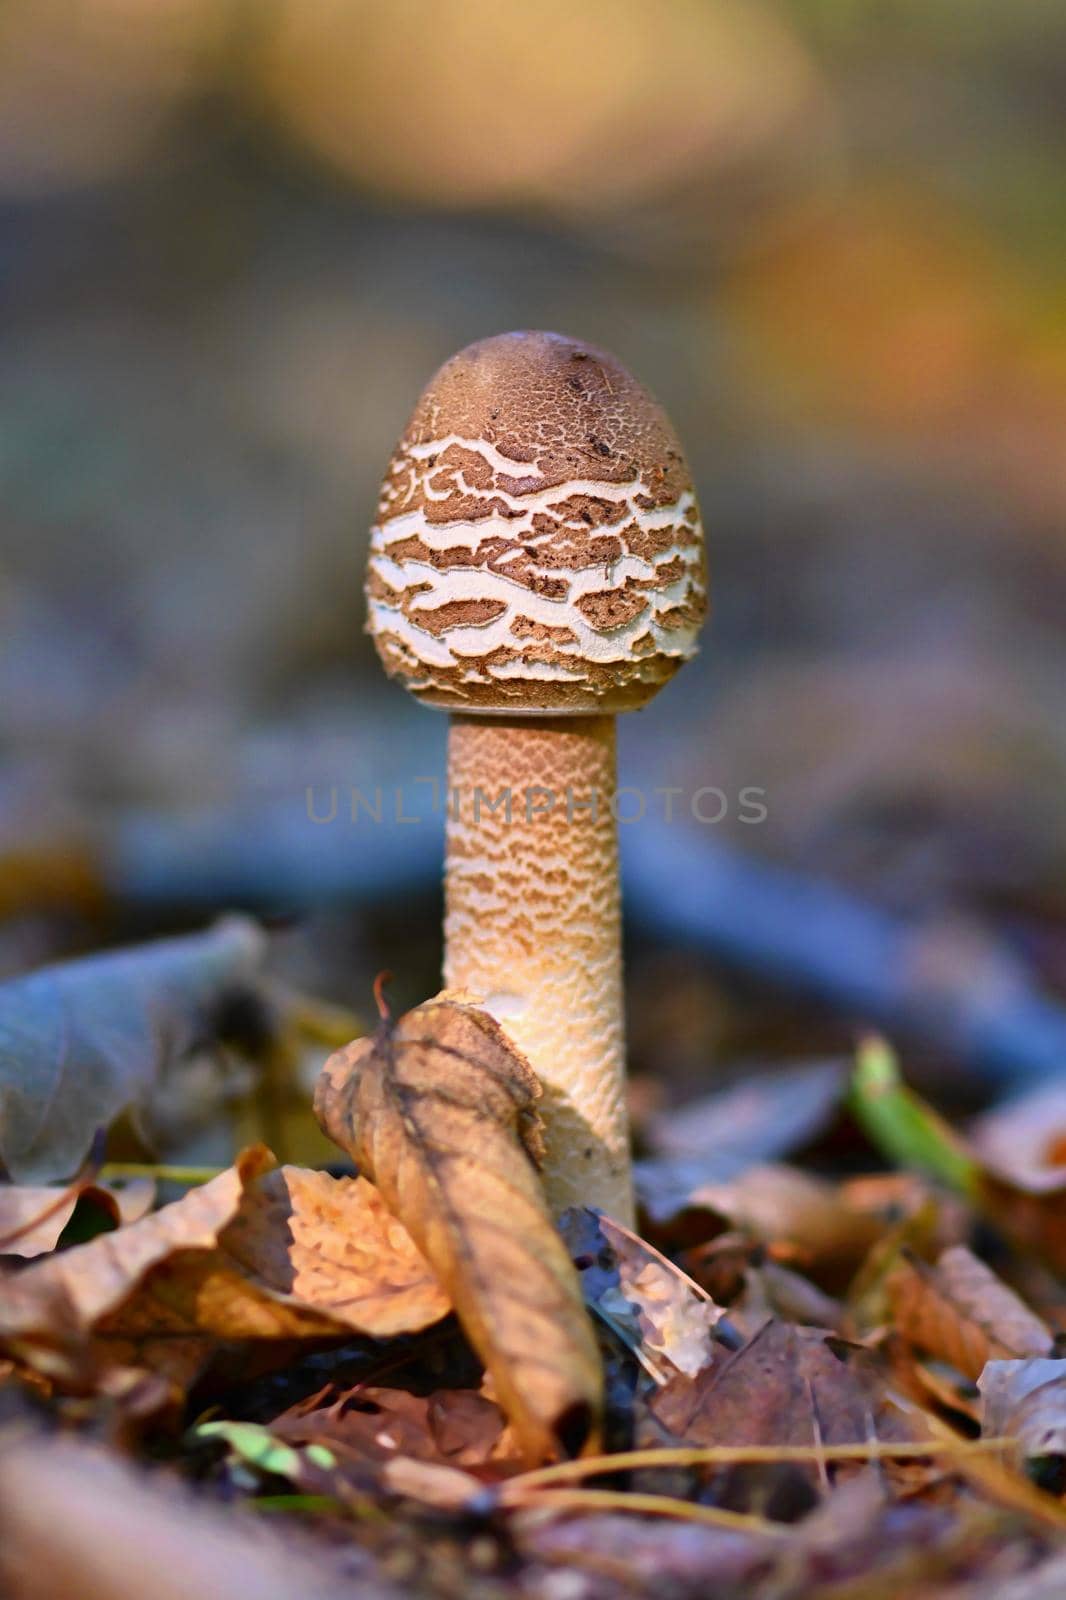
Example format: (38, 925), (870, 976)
(444, 714), (632, 1223)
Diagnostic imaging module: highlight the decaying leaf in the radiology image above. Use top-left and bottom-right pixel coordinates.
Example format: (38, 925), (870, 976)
(0, 917), (267, 1183)
(980, 1359), (1066, 1463)
(275, 1380), (517, 1480)
(1, 1146), (449, 1388)
(315, 993), (603, 1463)
(648, 1317), (921, 1456)
(0, 1146), (275, 1378)
(888, 1246), (1053, 1382)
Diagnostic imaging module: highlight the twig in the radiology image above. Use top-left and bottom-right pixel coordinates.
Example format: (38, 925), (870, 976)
(98, 1162), (223, 1185)
(503, 1486), (787, 1536)
(502, 1437), (1013, 1496)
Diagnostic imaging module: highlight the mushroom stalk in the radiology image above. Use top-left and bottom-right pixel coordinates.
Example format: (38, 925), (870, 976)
(365, 331), (707, 1230)
(444, 714), (631, 1222)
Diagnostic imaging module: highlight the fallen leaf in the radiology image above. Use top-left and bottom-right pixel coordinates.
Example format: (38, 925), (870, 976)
(277, 1381), (515, 1480)
(978, 1168), (1066, 1279)
(638, 1161), (884, 1285)
(1, 1148), (449, 1389)
(315, 993), (603, 1463)
(166, 1164), (450, 1338)
(0, 1178), (155, 1258)
(0, 916), (267, 1183)
(888, 1246), (1052, 1381)
(980, 1359), (1066, 1462)
(649, 1318), (920, 1457)
(0, 1146), (275, 1379)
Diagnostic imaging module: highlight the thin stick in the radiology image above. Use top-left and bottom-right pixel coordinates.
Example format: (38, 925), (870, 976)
(503, 1437), (1013, 1495)
(504, 1486), (787, 1536)
(99, 1163), (222, 1185)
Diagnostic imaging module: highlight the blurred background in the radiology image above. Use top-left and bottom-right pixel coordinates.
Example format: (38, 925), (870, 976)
(3, 0), (1066, 1159)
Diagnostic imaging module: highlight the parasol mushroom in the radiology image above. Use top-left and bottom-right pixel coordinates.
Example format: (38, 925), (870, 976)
(366, 331), (707, 1222)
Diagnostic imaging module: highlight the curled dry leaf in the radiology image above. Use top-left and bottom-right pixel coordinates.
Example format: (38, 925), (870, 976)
(315, 994), (603, 1464)
(1, 1146), (449, 1388)
(888, 1246), (1053, 1382)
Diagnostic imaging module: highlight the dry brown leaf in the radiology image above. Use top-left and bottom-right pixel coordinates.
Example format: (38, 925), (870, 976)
(92, 1167), (451, 1390)
(647, 1317), (925, 1505)
(0, 1146), (275, 1379)
(1, 1147), (449, 1389)
(640, 1162), (885, 1286)
(0, 1179), (155, 1259)
(276, 1381), (517, 1481)
(315, 994), (603, 1463)
(888, 1246), (1053, 1382)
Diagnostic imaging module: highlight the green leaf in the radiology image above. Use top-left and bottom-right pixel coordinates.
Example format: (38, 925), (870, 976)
(848, 1037), (979, 1195)
(192, 1421), (335, 1484)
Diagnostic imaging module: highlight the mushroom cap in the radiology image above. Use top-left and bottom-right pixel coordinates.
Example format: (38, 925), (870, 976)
(366, 330), (708, 714)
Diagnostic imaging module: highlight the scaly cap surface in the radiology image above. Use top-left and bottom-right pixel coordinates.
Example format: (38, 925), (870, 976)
(366, 331), (707, 714)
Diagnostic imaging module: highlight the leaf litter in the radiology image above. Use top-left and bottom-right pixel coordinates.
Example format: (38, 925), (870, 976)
(0, 948), (1064, 1600)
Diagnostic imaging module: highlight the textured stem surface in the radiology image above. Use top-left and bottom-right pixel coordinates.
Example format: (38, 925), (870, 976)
(444, 716), (632, 1222)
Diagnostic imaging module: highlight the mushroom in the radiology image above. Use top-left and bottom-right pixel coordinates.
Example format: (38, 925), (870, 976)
(366, 331), (708, 1222)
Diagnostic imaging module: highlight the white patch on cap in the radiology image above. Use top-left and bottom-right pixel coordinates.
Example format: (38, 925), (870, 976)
(368, 437), (706, 697)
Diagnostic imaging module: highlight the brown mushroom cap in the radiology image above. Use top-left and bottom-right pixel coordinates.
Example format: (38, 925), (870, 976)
(366, 331), (708, 714)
